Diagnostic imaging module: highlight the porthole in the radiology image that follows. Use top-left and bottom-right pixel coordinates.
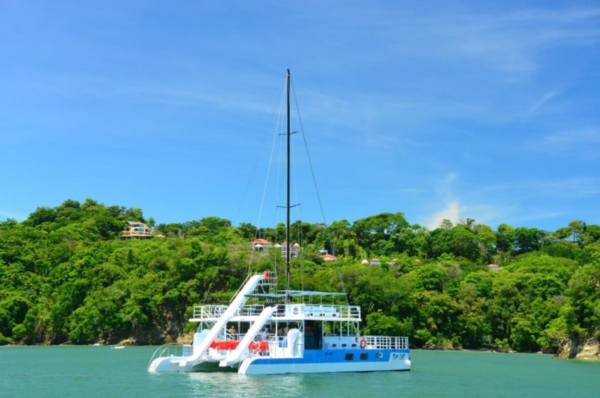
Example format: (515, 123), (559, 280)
(376, 352), (383, 359)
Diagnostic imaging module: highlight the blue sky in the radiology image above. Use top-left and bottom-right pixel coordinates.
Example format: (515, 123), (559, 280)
(1, 0), (599, 232)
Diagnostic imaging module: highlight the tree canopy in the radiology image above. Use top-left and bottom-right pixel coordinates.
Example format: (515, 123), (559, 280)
(1, 199), (599, 352)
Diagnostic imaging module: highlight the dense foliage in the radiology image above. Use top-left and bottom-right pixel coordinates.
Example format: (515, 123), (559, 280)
(1, 199), (599, 352)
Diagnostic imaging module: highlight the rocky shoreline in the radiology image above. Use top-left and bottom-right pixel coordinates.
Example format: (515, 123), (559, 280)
(5, 334), (599, 360)
(554, 337), (600, 359)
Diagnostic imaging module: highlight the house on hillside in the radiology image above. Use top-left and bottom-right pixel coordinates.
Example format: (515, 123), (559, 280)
(252, 238), (273, 251)
(280, 242), (300, 257)
(121, 221), (152, 239)
(322, 254), (338, 262)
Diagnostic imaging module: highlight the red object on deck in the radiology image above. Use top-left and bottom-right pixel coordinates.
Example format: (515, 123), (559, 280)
(211, 340), (241, 350)
(259, 341), (269, 352)
(263, 271), (269, 280)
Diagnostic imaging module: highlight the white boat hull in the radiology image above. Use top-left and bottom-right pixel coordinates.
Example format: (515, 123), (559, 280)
(239, 349), (411, 375)
(148, 356), (237, 372)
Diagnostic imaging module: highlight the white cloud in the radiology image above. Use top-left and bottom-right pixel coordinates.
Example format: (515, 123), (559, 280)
(426, 200), (460, 230)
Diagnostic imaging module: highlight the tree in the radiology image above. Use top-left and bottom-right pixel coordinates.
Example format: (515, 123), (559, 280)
(564, 261), (600, 334)
(439, 219), (453, 230)
(456, 284), (489, 348)
(474, 224), (497, 262)
(124, 207), (145, 223)
(351, 212), (410, 251)
(427, 225), (479, 262)
(496, 224), (515, 253)
(238, 222), (258, 241)
(514, 227), (544, 254)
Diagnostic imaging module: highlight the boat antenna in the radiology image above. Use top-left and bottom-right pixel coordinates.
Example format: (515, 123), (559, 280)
(285, 68), (291, 304)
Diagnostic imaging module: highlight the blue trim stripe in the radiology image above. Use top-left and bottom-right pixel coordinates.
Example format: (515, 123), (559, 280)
(250, 349), (410, 365)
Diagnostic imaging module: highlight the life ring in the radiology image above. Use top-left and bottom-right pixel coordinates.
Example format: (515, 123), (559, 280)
(360, 338), (367, 349)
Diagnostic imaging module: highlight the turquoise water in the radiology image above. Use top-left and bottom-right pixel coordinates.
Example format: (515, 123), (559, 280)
(1, 346), (598, 398)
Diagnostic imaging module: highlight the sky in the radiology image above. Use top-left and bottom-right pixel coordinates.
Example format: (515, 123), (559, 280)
(1, 0), (599, 232)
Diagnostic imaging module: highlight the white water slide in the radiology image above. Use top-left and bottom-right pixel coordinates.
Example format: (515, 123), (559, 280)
(219, 306), (276, 368)
(149, 273), (266, 372)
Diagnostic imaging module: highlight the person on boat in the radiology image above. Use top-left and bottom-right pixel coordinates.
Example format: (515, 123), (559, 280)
(228, 325), (236, 336)
(260, 326), (270, 341)
(284, 325), (291, 347)
(278, 324), (290, 347)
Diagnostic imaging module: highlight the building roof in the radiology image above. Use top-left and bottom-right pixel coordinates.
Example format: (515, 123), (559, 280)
(252, 238), (272, 245)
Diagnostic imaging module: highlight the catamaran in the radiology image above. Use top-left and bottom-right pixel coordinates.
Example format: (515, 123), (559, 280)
(147, 70), (411, 375)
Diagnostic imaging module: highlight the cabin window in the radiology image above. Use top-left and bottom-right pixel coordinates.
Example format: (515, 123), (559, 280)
(360, 353), (368, 360)
(345, 353), (354, 361)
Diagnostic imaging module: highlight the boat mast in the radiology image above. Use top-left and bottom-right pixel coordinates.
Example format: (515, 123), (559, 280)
(285, 69), (291, 304)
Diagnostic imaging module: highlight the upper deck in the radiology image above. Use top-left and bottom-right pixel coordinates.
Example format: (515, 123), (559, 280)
(190, 303), (361, 322)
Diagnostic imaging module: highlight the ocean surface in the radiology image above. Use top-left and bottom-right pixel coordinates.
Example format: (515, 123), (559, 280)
(1, 346), (598, 398)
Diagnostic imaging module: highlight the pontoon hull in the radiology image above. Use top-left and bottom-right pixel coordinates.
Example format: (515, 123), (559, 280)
(148, 356), (238, 372)
(239, 349), (411, 375)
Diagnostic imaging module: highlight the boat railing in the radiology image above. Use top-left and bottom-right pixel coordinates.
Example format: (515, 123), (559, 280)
(192, 305), (229, 319)
(236, 304), (269, 317)
(363, 336), (409, 350)
(147, 343), (183, 369)
(302, 304), (361, 319)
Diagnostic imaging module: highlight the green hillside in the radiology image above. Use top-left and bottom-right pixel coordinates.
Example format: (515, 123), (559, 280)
(1, 199), (599, 352)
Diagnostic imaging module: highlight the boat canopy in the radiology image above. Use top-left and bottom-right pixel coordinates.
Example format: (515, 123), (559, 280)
(245, 290), (347, 299)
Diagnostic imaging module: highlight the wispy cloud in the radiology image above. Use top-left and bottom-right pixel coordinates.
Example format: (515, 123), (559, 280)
(438, 172), (458, 199)
(524, 90), (560, 118)
(534, 177), (600, 199)
(420, 172), (462, 229)
(483, 176), (600, 200)
(421, 172), (600, 229)
(460, 203), (515, 226)
(426, 200), (461, 230)
(533, 126), (600, 160)
(503, 209), (567, 226)
(542, 126), (600, 148)
(431, 7), (600, 82)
